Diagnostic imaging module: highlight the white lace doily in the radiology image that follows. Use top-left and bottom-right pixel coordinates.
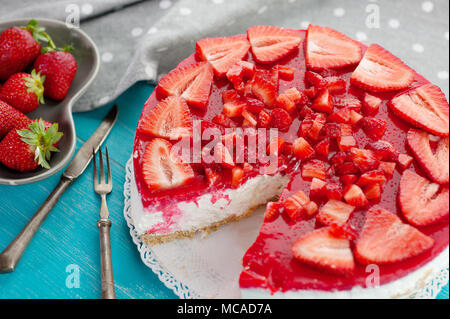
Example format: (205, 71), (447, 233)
(123, 157), (449, 299)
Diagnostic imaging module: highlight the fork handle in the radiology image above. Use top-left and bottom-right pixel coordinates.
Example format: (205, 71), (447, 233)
(0, 176), (72, 273)
(97, 219), (116, 299)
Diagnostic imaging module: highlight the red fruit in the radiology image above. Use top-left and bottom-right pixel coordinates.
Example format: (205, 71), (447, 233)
(397, 153), (413, 170)
(325, 77), (347, 95)
(407, 129), (449, 184)
(251, 75), (277, 108)
(267, 137), (285, 156)
(340, 174), (358, 185)
(139, 96), (192, 140)
(302, 159), (326, 181)
(212, 114), (237, 128)
(338, 125), (357, 151)
(350, 111), (363, 126)
(358, 170), (387, 187)
(330, 151), (348, 165)
(142, 138), (194, 191)
(222, 90), (246, 118)
(326, 182), (344, 200)
(366, 140), (398, 161)
(343, 184), (369, 207)
(333, 97), (362, 111)
(361, 117), (387, 140)
(305, 71), (326, 88)
(311, 89), (333, 114)
(324, 123), (341, 139)
(308, 113), (327, 140)
(270, 108), (293, 131)
(310, 178), (327, 200)
(355, 206), (434, 265)
(328, 108), (353, 124)
(264, 202), (281, 222)
(241, 109), (258, 127)
(227, 61), (255, 91)
(283, 190), (311, 221)
(349, 148), (380, 173)
(245, 98), (265, 114)
(315, 138), (330, 157)
(205, 167), (220, 186)
(334, 162), (359, 176)
(0, 20), (44, 81)
(231, 166), (245, 188)
(276, 94), (296, 113)
(0, 70), (45, 113)
(291, 227), (355, 275)
(0, 119), (62, 172)
(399, 170), (449, 227)
(278, 66), (295, 80)
(257, 110), (271, 128)
(284, 87), (305, 105)
(329, 223), (358, 241)
(364, 183), (382, 201)
(362, 93), (382, 115)
(303, 87), (318, 99)
(157, 62), (214, 109)
(247, 26), (302, 64)
(0, 100), (31, 138)
(214, 142), (235, 168)
(306, 25), (362, 71)
(317, 200), (355, 226)
(34, 50), (77, 101)
(293, 137), (315, 160)
(196, 36), (250, 77)
(388, 84), (449, 137)
(379, 161), (396, 177)
(350, 44), (414, 92)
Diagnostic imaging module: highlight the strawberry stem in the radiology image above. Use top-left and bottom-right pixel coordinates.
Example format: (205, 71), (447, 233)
(24, 19), (56, 49)
(24, 69), (46, 105)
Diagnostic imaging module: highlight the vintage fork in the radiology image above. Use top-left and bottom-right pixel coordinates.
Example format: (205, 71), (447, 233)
(93, 147), (116, 299)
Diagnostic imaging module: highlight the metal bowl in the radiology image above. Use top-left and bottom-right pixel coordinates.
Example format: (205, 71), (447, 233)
(0, 18), (100, 185)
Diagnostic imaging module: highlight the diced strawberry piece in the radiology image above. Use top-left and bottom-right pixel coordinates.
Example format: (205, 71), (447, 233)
(284, 87), (305, 105)
(357, 170), (387, 186)
(343, 184), (369, 207)
(243, 162), (253, 173)
(267, 137), (285, 156)
(364, 183), (382, 201)
(283, 190), (310, 221)
(270, 108), (293, 131)
(157, 62), (214, 109)
(335, 162), (359, 176)
(333, 97), (362, 111)
(355, 206), (434, 265)
(257, 110), (271, 128)
(389, 84), (449, 137)
(399, 170), (449, 227)
(302, 160), (326, 180)
(264, 202), (282, 222)
(366, 140), (398, 161)
(226, 62), (254, 91)
(237, 61), (256, 77)
(340, 123), (353, 137)
(222, 90), (246, 117)
(350, 111), (363, 126)
(397, 153), (413, 170)
(205, 167), (220, 186)
(362, 93), (382, 115)
(139, 96), (193, 140)
(340, 174), (358, 185)
(270, 66), (280, 88)
(278, 66), (295, 80)
(231, 166), (245, 188)
(298, 113), (314, 137)
(317, 200), (355, 226)
(305, 71), (326, 88)
(330, 151), (348, 165)
(214, 142), (235, 168)
(329, 223), (358, 241)
(326, 182), (343, 200)
(212, 114), (237, 128)
(196, 35), (250, 77)
(304, 201), (319, 217)
(379, 161), (396, 177)
(303, 87), (318, 99)
(310, 178), (327, 200)
(293, 137), (315, 160)
(291, 227), (355, 274)
(276, 94), (296, 113)
(325, 123), (342, 139)
(325, 76), (347, 95)
(308, 113), (327, 140)
(142, 138), (194, 191)
(315, 138), (330, 157)
(252, 75), (277, 108)
(241, 109), (258, 127)
(312, 89), (333, 114)
(407, 129), (449, 184)
(306, 25), (362, 71)
(328, 108), (352, 124)
(361, 117), (387, 140)
(245, 98), (265, 114)
(338, 127), (357, 151)
(351, 44), (414, 92)
(247, 26), (302, 64)
(349, 148), (380, 173)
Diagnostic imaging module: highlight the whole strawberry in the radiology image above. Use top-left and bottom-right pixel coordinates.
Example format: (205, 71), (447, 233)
(0, 19), (51, 81)
(0, 119), (63, 172)
(0, 69), (45, 113)
(34, 47), (77, 101)
(0, 100), (31, 138)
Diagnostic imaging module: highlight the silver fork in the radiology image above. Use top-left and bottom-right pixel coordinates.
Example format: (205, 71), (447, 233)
(93, 147), (116, 299)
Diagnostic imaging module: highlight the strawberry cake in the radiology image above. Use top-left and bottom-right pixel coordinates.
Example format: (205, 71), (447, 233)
(131, 25), (449, 298)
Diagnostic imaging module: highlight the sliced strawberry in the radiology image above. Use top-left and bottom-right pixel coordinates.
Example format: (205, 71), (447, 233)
(278, 66), (295, 80)
(231, 166), (245, 188)
(247, 26), (302, 64)
(251, 75), (277, 108)
(351, 44), (414, 92)
(379, 161), (396, 177)
(291, 227), (355, 274)
(397, 153), (413, 170)
(283, 190), (311, 221)
(293, 137), (315, 160)
(366, 140), (398, 161)
(270, 108), (293, 131)
(157, 62), (214, 109)
(333, 97), (362, 111)
(264, 202), (282, 222)
(364, 183), (382, 201)
(317, 200), (355, 226)
(361, 117), (387, 140)
(326, 182), (344, 201)
(142, 138), (195, 191)
(306, 25), (362, 71)
(407, 129), (449, 184)
(257, 110), (271, 128)
(310, 178), (327, 200)
(302, 159), (326, 181)
(315, 138), (330, 157)
(362, 93), (382, 115)
(343, 184), (369, 207)
(196, 36), (250, 77)
(349, 148), (380, 173)
(355, 206), (434, 265)
(311, 89), (333, 114)
(399, 170), (449, 227)
(389, 84), (449, 137)
(358, 170), (387, 186)
(139, 96), (193, 140)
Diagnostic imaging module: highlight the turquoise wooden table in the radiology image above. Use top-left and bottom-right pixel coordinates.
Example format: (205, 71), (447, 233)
(0, 82), (448, 299)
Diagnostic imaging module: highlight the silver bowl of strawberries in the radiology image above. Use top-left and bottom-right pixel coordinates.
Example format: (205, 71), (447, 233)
(0, 18), (100, 185)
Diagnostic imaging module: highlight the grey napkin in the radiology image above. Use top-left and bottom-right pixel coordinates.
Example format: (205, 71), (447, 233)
(1, 0), (448, 112)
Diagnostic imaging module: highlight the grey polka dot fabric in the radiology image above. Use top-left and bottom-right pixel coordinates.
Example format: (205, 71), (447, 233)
(2, 0), (448, 112)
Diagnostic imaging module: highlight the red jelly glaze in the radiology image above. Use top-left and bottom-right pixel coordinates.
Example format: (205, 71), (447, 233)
(133, 29), (449, 292)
